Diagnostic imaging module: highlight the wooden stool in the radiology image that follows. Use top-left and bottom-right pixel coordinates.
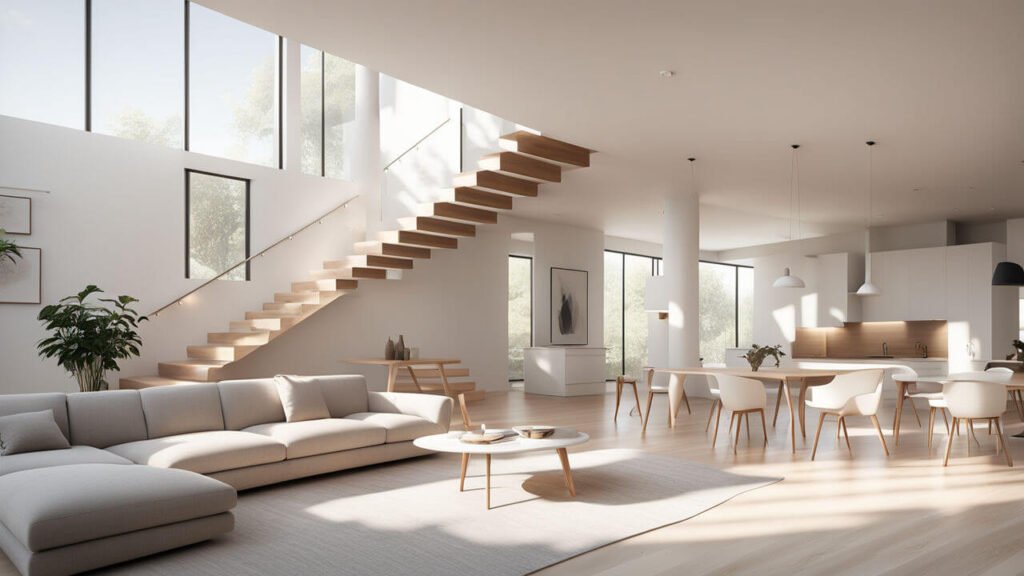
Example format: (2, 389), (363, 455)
(614, 375), (643, 421)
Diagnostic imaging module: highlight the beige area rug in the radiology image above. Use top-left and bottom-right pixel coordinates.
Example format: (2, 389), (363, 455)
(100, 449), (780, 576)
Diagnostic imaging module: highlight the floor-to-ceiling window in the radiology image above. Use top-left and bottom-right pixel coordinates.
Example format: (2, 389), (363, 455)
(699, 261), (754, 365)
(508, 255), (533, 381)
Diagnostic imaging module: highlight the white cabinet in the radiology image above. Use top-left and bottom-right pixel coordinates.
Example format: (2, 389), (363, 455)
(907, 247), (946, 320)
(945, 243), (996, 370)
(524, 347), (607, 396)
(814, 253), (862, 327)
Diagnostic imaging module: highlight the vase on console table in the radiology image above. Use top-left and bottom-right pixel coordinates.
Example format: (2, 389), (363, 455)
(385, 338), (396, 360)
(395, 335), (406, 361)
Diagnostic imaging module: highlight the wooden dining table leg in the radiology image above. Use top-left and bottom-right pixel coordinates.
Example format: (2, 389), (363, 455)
(772, 382), (784, 427)
(386, 366), (398, 392)
(797, 379), (809, 439)
(459, 453), (469, 492)
(893, 380), (907, 447)
(783, 379), (797, 453)
(556, 448), (576, 497)
(485, 454), (492, 509)
(668, 373), (682, 428)
(631, 381), (643, 419)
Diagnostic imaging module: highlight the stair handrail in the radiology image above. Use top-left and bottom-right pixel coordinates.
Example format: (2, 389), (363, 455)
(149, 194), (360, 317)
(381, 117), (452, 173)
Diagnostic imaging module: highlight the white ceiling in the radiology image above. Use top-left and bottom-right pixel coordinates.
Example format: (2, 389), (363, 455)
(201, 0), (1024, 251)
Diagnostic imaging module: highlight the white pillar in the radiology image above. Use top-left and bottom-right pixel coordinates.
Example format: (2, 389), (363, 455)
(663, 173), (700, 423)
(354, 65), (381, 237)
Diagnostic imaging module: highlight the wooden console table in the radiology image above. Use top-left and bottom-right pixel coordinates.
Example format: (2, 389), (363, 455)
(343, 358), (462, 394)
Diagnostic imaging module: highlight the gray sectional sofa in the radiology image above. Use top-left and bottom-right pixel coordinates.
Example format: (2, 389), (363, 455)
(0, 375), (452, 576)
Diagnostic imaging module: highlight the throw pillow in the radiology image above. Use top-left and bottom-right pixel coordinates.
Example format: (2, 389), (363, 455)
(275, 375), (331, 422)
(0, 410), (71, 456)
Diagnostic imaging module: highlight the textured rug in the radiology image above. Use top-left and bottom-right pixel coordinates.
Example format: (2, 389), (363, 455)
(101, 449), (780, 576)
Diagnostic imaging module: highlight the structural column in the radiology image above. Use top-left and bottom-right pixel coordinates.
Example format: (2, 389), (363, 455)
(354, 65), (382, 237)
(663, 174), (700, 422)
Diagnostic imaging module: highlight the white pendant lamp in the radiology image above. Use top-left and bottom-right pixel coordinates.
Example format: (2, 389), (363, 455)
(856, 141), (880, 296)
(774, 144), (805, 288)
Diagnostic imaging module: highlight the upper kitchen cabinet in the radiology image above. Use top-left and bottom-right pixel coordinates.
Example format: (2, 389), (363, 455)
(815, 252), (862, 327)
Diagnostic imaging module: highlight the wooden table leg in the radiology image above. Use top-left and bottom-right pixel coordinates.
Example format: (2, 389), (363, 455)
(386, 366), (398, 392)
(459, 453), (469, 492)
(783, 379), (796, 453)
(797, 379), (808, 439)
(485, 454), (491, 509)
(631, 382), (643, 419)
(405, 365), (422, 392)
(437, 363), (453, 397)
(772, 382), (784, 427)
(556, 448), (576, 497)
(893, 381), (907, 447)
(668, 373), (681, 428)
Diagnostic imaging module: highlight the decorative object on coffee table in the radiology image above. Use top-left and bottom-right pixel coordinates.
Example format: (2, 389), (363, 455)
(36, 285), (147, 391)
(513, 425), (555, 439)
(743, 344), (786, 372)
(550, 267), (588, 345)
(415, 427), (590, 509)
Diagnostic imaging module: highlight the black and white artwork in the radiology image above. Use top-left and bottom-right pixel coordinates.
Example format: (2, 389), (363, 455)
(550, 267), (588, 345)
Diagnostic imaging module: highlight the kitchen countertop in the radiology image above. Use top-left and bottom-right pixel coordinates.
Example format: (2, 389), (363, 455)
(793, 357), (948, 363)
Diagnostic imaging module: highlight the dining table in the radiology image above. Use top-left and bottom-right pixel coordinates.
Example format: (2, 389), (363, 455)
(651, 366), (848, 453)
(891, 372), (1024, 444)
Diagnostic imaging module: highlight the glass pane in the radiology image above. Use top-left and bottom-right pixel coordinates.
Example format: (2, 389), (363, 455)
(189, 4), (277, 166)
(0, 0), (84, 129)
(300, 45), (323, 176)
(92, 0), (184, 147)
(738, 266), (754, 348)
(699, 262), (737, 366)
(324, 53), (356, 180)
(604, 251), (623, 379)
(188, 172), (248, 281)
(624, 255), (653, 378)
(508, 257), (532, 380)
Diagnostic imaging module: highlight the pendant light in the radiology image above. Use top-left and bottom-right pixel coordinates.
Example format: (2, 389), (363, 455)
(992, 161), (1024, 285)
(774, 144), (806, 288)
(856, 141), (881, 296)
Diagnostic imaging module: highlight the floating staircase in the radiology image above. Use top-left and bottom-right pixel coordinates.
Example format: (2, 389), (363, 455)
(120, 131), (593, 397)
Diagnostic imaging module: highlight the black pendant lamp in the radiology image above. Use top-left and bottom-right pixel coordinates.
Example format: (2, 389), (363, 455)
(993, 261), (1024, 286)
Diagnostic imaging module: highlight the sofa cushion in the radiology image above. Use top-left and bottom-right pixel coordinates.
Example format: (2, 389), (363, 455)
(67, 389), (148, 448)
(0, 393), (69, 441)
(275, 375), (330, 422)
(345, 412), (446, 443)
(218, 378), (286, 430)
(315, 375), (369, 417)
(107, 430), (285, 474)
(0, 410), (71, 456)
(0, 445), (131, 477)
(139, 383), (224, 439)
(0, 463), (236, 553)
(244, 419), (385, 459)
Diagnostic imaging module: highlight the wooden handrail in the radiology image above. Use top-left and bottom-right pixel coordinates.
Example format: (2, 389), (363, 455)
(150, 194), (359, 317)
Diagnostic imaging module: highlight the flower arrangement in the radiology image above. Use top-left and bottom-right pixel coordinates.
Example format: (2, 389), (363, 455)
(743, 344), (786, 372)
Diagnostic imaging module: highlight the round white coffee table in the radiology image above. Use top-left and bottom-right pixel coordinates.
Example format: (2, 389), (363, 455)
(414, 428), (589, 509)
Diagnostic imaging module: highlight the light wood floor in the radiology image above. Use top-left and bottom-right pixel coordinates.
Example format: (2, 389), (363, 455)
(2, 389), (1020, 576)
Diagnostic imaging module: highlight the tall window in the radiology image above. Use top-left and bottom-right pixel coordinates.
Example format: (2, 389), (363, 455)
(508, 256), (533, 380)
(186, 170), (250, 281)
(604, 251), (660, 379)
(188, 4), (279, 167)
(91, 0), (184, 147)
(300, 45), (324, 175)
(699, 261), (754, 365)
(0, 0), (85, 129)
(300, 45), (356, 179)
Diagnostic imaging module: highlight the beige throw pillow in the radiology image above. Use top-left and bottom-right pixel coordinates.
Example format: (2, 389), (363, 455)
(0, 410), (72, 456)
(274, 375), (331, 422)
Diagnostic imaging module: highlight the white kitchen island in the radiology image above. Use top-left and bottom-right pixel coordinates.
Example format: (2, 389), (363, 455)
(524, 346), (607, 396)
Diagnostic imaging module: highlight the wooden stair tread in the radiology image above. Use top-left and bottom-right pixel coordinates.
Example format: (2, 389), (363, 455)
(158, 360), (227, 382)
(439, 187), (514, 210)
(452, 171), (539, 197)
(208, 331), (271, 345)
(478, 152), (561, 183)
(292, 279), (358, 292)
(329, 255), (414, 270)
(399, 217), (476, 238)
(187, 344), (260, 361)
(379, 230), (458, 249)
(353, 241), (432, 259)
(311, 267), (398, 280)
(499, 131), (592, 167)
(420, 202), (499, 224)
(119, 376), (202, 389)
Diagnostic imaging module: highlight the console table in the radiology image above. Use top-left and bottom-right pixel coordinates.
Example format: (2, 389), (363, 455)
(343, 358), (462, 394)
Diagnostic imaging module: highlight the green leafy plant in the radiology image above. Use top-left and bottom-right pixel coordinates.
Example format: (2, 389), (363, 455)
(743, 344), (786, 372)
(37, 285), (148, 392)
(0, 228), (22, 265)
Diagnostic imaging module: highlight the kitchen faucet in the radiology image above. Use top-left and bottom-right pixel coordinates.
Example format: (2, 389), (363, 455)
(882, 342), (889, 357)
(915, 341), (929, 358)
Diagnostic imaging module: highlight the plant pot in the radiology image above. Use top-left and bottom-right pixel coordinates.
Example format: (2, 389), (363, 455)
(748, 359), (763, 372)
(72, 358), (108, 392)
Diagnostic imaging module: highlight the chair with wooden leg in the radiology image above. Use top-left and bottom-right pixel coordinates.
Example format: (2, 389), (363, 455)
(926, 370), (1013, 450)
(710, 375), (768, 454)
(942, 379), (1013, 467)
(642, 367), (691, 433)
(806, 369), (888, 461)
(614, 375), (643, 421)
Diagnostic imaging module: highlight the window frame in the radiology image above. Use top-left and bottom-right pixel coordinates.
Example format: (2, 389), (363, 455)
(508, 254), (534, 382)
(184, 168), (252, 281)
(699, 260), (754, 356)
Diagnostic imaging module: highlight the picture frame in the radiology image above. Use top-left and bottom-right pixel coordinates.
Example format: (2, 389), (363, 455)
(0, 194), (31, 235)
(0, 246), (41, 304)
(550, 267), (588, 345)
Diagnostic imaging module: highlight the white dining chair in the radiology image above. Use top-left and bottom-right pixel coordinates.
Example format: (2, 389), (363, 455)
(924, 369), (1012, 449)
(942, 379), (1013, 467)
(706, 377), (723, 432)
(711, 374), (768, 454)
(642, 367), (691, 433)
(806, 369), (888, 460)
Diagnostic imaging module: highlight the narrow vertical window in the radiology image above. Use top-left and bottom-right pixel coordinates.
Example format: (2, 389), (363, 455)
(508, 256), (533, 381)
(186, 170), (250, 281)
(300, 45), (324, 176)
(603, 251), (624, 379)
(324, 53), (356, 180)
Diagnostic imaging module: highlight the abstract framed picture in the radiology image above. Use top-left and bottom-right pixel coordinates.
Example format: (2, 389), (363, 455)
(550, 267), (588, 345)
(0, 246), (41, 304)
(0, 194), (31, 235)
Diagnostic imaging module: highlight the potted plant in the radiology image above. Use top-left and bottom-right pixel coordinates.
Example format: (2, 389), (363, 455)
(37, 285), (147, 392)
(743, 344), (786, 372)
(0, 228), (22, 265)
(1006, 339), (1024, 362)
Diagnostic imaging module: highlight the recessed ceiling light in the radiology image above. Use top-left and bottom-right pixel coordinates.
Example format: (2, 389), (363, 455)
(659, 70), (675, 78)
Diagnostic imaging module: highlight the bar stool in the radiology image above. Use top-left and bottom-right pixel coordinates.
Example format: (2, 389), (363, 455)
(614, 375), (643, 421)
